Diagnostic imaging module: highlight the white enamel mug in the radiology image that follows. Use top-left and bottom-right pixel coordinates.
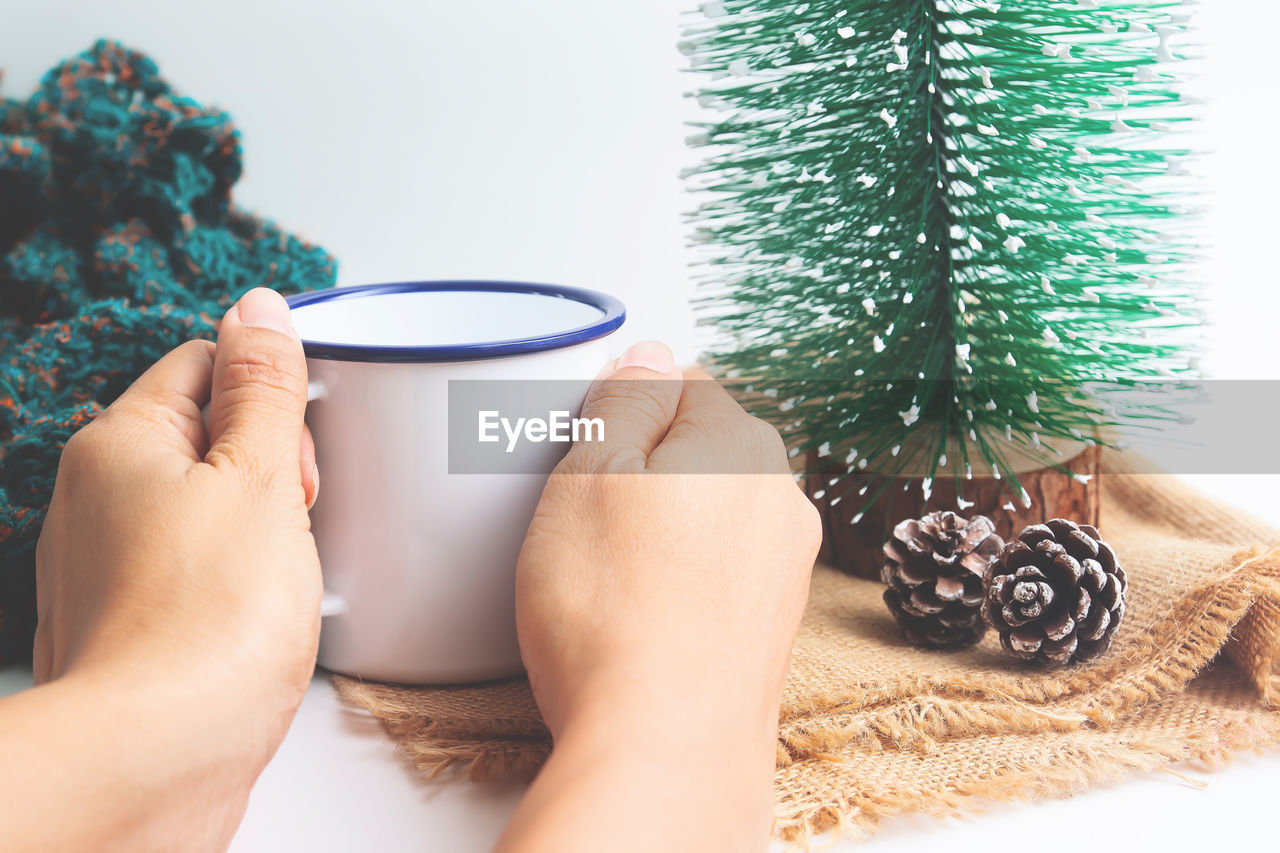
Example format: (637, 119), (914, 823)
(286, 281), (625, 684)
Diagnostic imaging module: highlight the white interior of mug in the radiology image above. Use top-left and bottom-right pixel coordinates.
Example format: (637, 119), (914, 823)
(290, 289), (606, 348)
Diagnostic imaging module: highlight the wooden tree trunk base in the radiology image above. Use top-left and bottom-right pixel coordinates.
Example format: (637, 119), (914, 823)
(808, 445), (1102, 579)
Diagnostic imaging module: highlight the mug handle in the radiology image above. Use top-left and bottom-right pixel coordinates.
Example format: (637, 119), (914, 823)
(304, 380), (345, 618)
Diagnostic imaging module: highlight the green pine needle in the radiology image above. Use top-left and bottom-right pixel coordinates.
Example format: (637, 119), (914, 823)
(684, 0), (1198, 510)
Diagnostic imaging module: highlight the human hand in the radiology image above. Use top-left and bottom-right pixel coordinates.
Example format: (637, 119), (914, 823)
(28, 287), (319, 849)
(499, 343), (821, 853)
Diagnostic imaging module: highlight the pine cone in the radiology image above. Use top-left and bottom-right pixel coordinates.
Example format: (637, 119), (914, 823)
(982, 519), (1127, 664)
(881, 511), (1003, 649)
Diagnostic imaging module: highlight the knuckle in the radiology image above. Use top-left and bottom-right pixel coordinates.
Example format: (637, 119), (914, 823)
(596, 448), (647, 475)
(178, 338), (216, 360)
(118, 390), (204, 437)
(561, 442), (645, 476)
(663, 414), (718, 447)
(552, 446), (591, 476)
(59, 420), (107, 471)
(589, 381), (671, 427)
(201, 439), (294, 501)
(58, 424), (91, 463)
(165, 401), (206, 439)
(740, 415), (787, 459)
(205, 426), (264, 467)
(795, 490), (824, 554)
(55, 419), (126, 488)
(744, 414), (782, 443)
(222, 348), (307, 400)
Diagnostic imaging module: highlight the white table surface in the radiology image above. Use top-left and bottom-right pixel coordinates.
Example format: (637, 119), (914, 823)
(2, 472), (1277, 852)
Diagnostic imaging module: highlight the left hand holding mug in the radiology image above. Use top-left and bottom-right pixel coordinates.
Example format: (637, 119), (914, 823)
(18, 287), (320, 850)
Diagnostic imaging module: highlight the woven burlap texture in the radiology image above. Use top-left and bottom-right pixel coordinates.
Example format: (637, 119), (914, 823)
(332, 451), (1280, 844)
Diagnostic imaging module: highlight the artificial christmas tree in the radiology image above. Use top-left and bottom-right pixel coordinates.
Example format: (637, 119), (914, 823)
(684, 0), (1196, 575)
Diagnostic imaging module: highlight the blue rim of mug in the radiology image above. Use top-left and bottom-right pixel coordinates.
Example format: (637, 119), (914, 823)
(285, 280), (626, 363)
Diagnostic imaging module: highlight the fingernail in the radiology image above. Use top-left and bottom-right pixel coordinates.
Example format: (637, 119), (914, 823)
(307, 460), (320, 510)
(613, 341), (674, 375)
(236, 287), (296, 338)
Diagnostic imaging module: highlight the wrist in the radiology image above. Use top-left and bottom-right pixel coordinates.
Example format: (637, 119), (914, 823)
(63, 615), (312, 766)
(509, 683), (778, 853)
(551, 667), (782, 792)
(65, 661), (270, 790)
(548, 660), (782, 751)
(1, 669), (260, 851)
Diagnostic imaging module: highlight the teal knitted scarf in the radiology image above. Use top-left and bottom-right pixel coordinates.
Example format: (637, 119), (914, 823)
(0, 40), (337, 664)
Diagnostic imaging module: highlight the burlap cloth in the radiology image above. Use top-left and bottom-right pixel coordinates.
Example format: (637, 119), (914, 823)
(331, 451), (1280, 844)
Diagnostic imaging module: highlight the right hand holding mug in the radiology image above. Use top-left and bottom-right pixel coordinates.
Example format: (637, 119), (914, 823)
(500, 342), (822, 853)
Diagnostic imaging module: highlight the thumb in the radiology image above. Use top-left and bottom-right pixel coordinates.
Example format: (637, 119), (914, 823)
(206, 287), (309, 491)
(565, 341), (683, 474)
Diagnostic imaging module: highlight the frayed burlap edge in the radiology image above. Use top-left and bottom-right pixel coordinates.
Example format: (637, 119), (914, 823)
(776, 546), (1280, 762)
(331, 676), (549, 782)
(772, 697), (1280, 847)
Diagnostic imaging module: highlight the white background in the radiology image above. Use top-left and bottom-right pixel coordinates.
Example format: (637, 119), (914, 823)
(1, 1), (1278, 851)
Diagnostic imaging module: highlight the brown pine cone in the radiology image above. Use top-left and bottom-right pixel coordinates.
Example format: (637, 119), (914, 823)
(881, 511), (1004, 649)
(982, 518), (1127, 665)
